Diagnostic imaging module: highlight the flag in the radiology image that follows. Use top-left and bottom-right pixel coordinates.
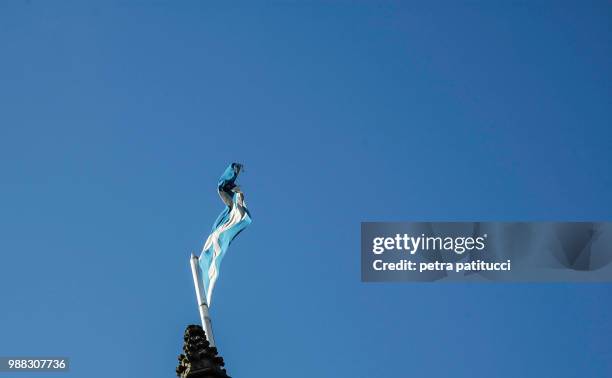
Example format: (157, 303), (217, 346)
(198, 163), (252, 307)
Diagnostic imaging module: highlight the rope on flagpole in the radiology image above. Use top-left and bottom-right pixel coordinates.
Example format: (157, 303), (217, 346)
(190, 253), (216, 348)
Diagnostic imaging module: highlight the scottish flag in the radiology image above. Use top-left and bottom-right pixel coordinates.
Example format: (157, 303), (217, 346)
(198, 163), (252, 307)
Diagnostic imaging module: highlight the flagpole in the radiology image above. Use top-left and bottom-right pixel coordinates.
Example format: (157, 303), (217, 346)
(190, 253), (216, 348)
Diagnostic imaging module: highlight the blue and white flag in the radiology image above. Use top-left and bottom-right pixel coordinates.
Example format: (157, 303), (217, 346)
(199, 163), (252, 307)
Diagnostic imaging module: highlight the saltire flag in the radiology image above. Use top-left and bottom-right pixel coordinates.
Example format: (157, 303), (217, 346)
(198, 163), (252, 307)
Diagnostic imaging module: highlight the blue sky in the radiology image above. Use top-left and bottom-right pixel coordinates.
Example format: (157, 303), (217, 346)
(0, 1), (611, 377)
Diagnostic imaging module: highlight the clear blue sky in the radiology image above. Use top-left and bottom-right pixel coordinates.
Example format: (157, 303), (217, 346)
(1, 1), (611, 377)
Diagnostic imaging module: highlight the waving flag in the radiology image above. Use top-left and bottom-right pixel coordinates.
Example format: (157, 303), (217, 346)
(198, 163), (252, 307)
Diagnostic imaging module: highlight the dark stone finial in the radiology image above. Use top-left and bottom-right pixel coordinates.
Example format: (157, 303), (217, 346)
(176, 325), (230, 378)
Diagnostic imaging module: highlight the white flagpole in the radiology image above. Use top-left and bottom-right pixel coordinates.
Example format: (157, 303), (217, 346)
(190, 253), (216, 347)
